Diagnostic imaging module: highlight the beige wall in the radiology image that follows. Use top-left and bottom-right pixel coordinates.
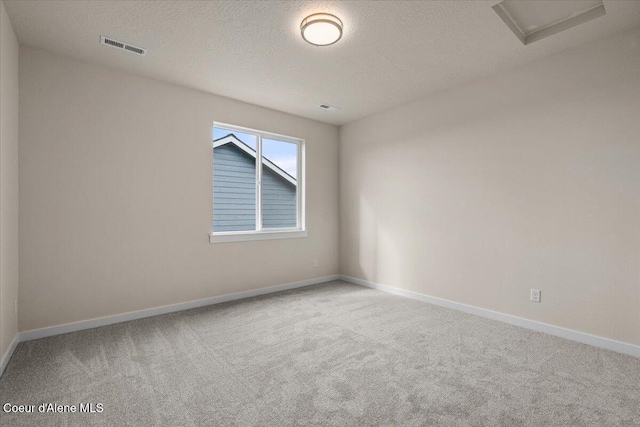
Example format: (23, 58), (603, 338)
(1, 0), (20, 357)
(19, 47), (339, 332)
(339, 29), (640, 346)
(11, 22), (640, 347)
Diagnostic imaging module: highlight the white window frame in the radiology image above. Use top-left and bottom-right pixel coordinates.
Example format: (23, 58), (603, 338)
(210, 122), (306, 243)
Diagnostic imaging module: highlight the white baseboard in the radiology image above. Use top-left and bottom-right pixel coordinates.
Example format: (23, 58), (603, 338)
(340, 275), (640, 358)
(19, 275), (340, 343)
(9, 272), (637, 374)
(0, 333), (19, 376)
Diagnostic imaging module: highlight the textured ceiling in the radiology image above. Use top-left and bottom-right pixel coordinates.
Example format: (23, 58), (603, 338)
(4, 0), (640, 125)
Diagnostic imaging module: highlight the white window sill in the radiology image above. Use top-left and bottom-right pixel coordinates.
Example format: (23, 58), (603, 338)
(210, 229), (307, 244)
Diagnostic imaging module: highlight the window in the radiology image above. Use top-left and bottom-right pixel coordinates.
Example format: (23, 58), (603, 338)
(210, 122), (306, 243)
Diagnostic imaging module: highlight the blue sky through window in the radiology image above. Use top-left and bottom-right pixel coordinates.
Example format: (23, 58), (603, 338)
(214, 127), (298, 178)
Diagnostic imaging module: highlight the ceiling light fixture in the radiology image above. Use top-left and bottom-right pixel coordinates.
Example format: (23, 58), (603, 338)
(301, 13), (343, 46)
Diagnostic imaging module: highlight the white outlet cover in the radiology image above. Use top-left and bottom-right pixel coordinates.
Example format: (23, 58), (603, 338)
(531, 289), (541, 303)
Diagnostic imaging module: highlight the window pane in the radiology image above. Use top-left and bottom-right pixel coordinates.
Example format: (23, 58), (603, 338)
(213, 127), (257, 232)
(261, 138), (298, 229)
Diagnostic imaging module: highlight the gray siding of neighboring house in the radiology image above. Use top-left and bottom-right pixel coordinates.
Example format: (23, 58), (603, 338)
(213, 144), (255, 231)
(262, 163), (297, 229)
(213, 144), (297, 232)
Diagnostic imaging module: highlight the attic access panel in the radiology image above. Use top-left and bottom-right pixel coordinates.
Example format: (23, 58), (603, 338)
(493, 0), (606, 45)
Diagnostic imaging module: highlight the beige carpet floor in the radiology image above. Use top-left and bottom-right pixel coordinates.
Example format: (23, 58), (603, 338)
(1, 280), (639, 426)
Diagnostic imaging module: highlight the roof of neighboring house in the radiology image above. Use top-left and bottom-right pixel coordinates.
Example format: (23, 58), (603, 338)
(213, 134), (296, 185)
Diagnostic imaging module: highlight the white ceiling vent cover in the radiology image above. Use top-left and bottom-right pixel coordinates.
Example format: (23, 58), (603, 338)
(100, 36), (147, 56)
(319, 104), (341, 113)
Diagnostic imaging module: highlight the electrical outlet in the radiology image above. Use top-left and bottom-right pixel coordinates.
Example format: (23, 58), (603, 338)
(313, 259), (318, 268)
(530, 289), (541, 303)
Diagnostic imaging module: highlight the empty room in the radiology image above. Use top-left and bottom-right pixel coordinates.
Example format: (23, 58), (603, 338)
(1, 0), (639, 425)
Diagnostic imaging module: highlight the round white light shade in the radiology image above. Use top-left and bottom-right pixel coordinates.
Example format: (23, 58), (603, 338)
(301, 13), (343, 46)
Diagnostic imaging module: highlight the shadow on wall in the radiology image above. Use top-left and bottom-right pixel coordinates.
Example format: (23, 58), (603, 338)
(357, 194), (378, 283)
(357, 192), (409, 291)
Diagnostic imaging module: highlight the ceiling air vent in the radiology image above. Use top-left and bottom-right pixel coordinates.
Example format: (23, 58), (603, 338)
(100, 36), (147, 56)
(319, 104), (341, 113)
